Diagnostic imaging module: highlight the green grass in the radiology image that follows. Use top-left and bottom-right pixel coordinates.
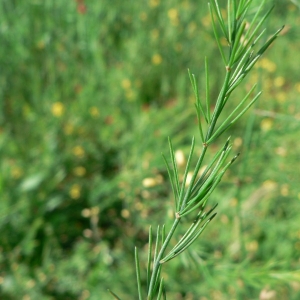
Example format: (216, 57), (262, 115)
(0, 0), (300, 299)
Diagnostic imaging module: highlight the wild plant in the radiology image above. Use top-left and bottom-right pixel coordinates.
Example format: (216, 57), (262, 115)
(109, 0), (283, 298)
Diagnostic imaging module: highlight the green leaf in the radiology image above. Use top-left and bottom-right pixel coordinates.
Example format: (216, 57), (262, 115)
(205, 57), (211, 123)
(108, 289), (122, 300)
(147, 226), (153, 290)
(135, 247), (143, 300)
(209, 2), (227, 66)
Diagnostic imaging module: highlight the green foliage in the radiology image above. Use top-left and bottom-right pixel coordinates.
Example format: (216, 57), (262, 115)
(0, 0), (300, 299)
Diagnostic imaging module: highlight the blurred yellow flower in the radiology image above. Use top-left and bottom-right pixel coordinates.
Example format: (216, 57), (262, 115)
(175, 149), (185, 167)
(274, 76), (285, 87)
(11, 167), (23, 179)
(275, 147), (287, 157)
(276, 92), (286, 103)
(82, 208), (91, 218)
(72, 146), (85, 158)
(262, 180), (277, 189)
(91, 206), (99, 215)
(233, 137), (243, 148)
(295, 82), (300, 93)
(257, 58), (276, 73)
(168, 8), (179, 26)
(152, 54), (162, 65)
(51, 102), (64, 117)
(246, 240), (258, 252)
(168, 8), (178, 20)
(69, 184), (81, 199)
(201, 14), (211, 28)
(73, 166), (86, 177)
(149, 0), (160, 7)
(142, 177), (157, 188)
(230, 197), (238, 207)
(185, 171), (193, 187)
(121, 209), (130, 218)
(89, 106), (99, 117)
(260, 118), (273, 132)
(280, 184), (289, 197)
(121, 79), (131, 89)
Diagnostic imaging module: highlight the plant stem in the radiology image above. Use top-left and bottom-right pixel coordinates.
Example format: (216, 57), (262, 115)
(147, 218), (181, 300)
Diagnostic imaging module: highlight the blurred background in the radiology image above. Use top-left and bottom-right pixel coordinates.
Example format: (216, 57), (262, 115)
(0, 0), (300, 299)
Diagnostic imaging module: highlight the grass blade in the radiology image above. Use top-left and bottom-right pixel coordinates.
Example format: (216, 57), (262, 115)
(209, 2), (228, 66)
(135, 247), (143, 300)
(168, 137), (180, 200)
(205, 57), (211, 123)
(147, 226), (153, 289)
(107, 289), (122, 300)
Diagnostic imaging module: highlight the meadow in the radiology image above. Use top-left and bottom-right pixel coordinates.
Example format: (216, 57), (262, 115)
(0, 0), (300, 299)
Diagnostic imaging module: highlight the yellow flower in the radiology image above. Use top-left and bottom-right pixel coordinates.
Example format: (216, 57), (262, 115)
(73, 166), (86, 177)
(149, 0), (160, 7)
(152, 54), (162, 65)
(175, 150), (185, 167)
(142, 177), (157, 188)
(89, 106), (99, 117)
(51, 102), (64, 117)
(168, 8), (179, 26)
(275, 147), (287, 157)
(72, 146), (85, 158)
(274, 76), (285, 87)
(168, 8), (178, 20)
(69, 184), (81, 199)
(260, 118), (273, 132)
(81, 208), (91, 218)
(276, 92), (286, 103)
(295, 82), (300, 93)
(246, 240), (258, 252)
(121, 79), (131, 89)
(201, 14), (211, 28)
(262, 180), (277, 189)
(121, 209), (130, 218)
(280, 184), (289, 197)
(257, 58), (276, 73)
(11, 167), (23, 179)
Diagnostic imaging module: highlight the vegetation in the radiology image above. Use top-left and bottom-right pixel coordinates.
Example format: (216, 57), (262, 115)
(0, 0), (299, 299)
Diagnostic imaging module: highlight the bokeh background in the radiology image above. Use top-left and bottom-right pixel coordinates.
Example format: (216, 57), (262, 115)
(0, 0), (300, 299)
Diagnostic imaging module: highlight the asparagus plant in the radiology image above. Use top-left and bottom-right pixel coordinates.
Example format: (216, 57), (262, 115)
(110, 0), (283, 298)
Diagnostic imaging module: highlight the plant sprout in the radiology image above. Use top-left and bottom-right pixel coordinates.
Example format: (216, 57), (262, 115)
(110, 0), (283, 298)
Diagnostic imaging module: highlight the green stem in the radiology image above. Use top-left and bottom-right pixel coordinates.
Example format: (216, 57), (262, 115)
(147, 218), (181, 300)
(206, 69), (232, 142)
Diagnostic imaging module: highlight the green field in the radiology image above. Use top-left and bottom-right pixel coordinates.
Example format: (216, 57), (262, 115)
(1, 0), (300, 299)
